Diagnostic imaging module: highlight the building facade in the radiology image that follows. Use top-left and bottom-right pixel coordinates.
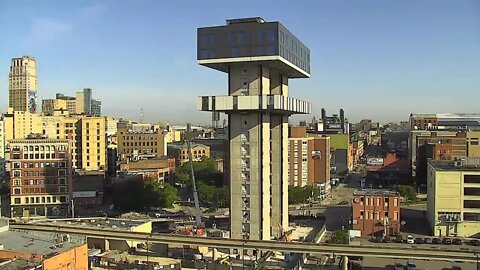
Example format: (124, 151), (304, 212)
(352, 190), (401, 237)
(0, 115), (5, 180)
(197, 17), (311, 240)
(288, 126), (331, 192)
(167, 142), (210, 166)
(410, 113), (480, 131)
(119, 157), (175, 184)
(9, 135), (72, 217)
(427, 159), (480, 237)
(8, 56), (37, 113)
(117, 122), (166, 161)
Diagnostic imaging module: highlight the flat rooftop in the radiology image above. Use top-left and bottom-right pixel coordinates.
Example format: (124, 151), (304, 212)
(354, 189), (399, 196)
(0, 229), (83, 258)
(31, 217), (151, 231)
(429, 160), (480, 171)
(0, 258), (41, 270)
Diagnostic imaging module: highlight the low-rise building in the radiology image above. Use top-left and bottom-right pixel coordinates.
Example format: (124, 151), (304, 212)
(72, 170), (104, 208)
(167, 142), (210, 165)
(0, 219), (88, 269)
(119, 156), (175, 184)
(117, 122), (166, 161)
(427, 159), (480, 237)
(352, 189), (401, 237)
(9, 135), (72, 218)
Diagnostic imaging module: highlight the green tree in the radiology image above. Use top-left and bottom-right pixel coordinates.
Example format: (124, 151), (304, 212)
(158, 183), (180, 208)
(330, 230), (349, 245)
(288, 186), (320, 204)
(175, 159), (223, 187)
(395, 185), (418, 202)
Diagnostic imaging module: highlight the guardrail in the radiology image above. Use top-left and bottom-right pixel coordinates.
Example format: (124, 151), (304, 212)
(10, 223), (480, 263)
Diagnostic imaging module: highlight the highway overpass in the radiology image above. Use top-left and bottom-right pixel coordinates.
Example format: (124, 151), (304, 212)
(11, 223), (480, 263)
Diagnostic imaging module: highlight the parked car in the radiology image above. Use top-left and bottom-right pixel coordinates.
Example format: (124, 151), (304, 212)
(382, 236), (392, 243)
(423, 237), (433, 244)
(395, 234), (404, 243)
(443, 238), (453, 245)
(394, 262), (403, 270)
(406, 235), (414, 244)
(452, 238), (462, 245)
(470, 239), (480, 246)
(414, 238), (423, 244)
(432, 237), (442, 244)
(407, 260), (416, 270)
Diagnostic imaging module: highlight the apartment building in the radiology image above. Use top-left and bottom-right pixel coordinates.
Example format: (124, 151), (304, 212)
(427, 159), (480, 237)
(167, 142), (210, 166)
(8, 56), (37, 113)
(352, 189), (401, 237)
(117, 122), (166, 161)
(9, 135), (72, 218)
(288, 126), (331, 191)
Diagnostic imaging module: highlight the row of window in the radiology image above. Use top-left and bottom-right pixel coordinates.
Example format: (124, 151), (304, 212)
(13, 195), (68, 205)
(357, 196), (398, 207)
(13, 178), (67, 186)
(122, 135), (157, 141)
(12, 145), (66, 152)
(13, 185), (68, 195)
(12, 153), (66, 160)
(13, 161), (66, 169)
(359, 210), (399, 221)
(122, 141), (158, 147)
(13, 169), (67, 177)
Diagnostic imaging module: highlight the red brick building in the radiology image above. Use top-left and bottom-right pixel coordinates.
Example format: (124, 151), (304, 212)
(352, 190), (401, 236)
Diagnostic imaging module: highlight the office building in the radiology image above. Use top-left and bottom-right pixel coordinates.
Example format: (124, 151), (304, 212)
(76, 88), (92, 115)
(197, 17), (311, 240)
(0, 221), (88, 270)
(427, 159), (480, 237)
(410, 113), (480, 131)
(9, 134), (72, 218)
(42, 89), (101, 116)
(76, 117), (107, 171)
(352, 189), (401, 236)
(288, 126), (331, 193)
(8, 56), (38, 113)
(167, 142), (210, 166)
(91, 99), (102, 117)
(117, 122), (166, 161)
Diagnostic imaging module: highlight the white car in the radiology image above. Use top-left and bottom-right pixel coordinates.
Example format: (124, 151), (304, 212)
(406, 235), (414, 244)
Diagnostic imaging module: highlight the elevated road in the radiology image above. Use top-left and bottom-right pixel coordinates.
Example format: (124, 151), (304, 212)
(11, 223), (480, 263)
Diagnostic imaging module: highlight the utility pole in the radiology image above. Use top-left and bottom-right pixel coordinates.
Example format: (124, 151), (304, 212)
(71, 199), (75, 219)
(186, 123), (202, 228)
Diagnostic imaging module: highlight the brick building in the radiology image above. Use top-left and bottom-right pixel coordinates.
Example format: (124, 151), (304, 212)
(9, 134), (72, 218)
(352, 189), (401, 236)
(119, 157), (175, 184)
(117, 122), (166, 161)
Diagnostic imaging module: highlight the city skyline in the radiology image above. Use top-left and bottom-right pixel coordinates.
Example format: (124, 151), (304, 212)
(1, 0), (479, 124)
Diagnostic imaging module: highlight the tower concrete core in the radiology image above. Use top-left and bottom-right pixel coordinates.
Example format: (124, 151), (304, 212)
(197, 17), (311, 240)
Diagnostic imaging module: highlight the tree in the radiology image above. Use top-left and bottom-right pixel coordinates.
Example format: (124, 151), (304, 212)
(395, 185), (418, 202)
(175, 159), (223, 187)
(158, 183), (180, 208)
(330, 230), (349, 245)
(288, 186), (320, 204)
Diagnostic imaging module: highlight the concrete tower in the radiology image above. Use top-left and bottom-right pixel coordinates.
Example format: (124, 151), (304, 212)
(197, 17), (311, 240)
(8, 56), (37, 113)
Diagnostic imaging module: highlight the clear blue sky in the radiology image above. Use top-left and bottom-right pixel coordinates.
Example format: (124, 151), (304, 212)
(1, 0), (479, 124)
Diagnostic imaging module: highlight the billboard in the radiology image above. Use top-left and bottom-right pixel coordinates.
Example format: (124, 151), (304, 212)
(367, 157), (384, 166)
(28, 90), (37, 113)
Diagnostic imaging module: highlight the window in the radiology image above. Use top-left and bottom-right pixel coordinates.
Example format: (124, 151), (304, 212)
(267, 29), (276, 41)
(14, 198), (21, 204)
(465, 175), (480, 184)
(232, 47), (240, 57)
(359, 210), (364, 219)
(238, 31), (245, 43)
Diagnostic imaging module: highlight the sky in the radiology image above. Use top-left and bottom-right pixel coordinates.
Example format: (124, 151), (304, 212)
(0, 0), (479, 125)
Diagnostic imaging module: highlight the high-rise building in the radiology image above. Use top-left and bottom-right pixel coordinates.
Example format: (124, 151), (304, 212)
(288, 126), (331, 193)
(9, 134), (72, 218)
(0, 115), (5, 180)
(91, 99), (102, 116)
(76, 88), (92, 115)
(197, 17), (311, 240)
(8, 56), (38, 113)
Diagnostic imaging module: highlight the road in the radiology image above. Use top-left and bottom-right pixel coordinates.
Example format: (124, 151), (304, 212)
(10, 223), (480, 263)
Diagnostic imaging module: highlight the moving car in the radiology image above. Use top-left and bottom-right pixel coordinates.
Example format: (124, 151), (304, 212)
(406, 235), (414, 244)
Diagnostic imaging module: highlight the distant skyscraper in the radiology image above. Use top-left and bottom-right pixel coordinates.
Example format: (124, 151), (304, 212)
(76, 88), (92, 115)
(91, 99), (102, 117)
(198, 17), (311, 240)
(8, 56), (38, 113)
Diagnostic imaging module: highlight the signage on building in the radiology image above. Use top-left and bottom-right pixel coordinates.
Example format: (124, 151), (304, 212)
(367, 157), (384, 166)
(311, 150), (321, 159)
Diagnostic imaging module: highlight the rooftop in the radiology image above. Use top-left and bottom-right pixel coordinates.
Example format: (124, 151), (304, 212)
(30, 217), (150, 231)
(353, 189), (399, 196)
(167, 142), (209, 149)
(0, 229), (83, 258)
(429, 159), (480, 171)
(0, 259), (41, 270)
